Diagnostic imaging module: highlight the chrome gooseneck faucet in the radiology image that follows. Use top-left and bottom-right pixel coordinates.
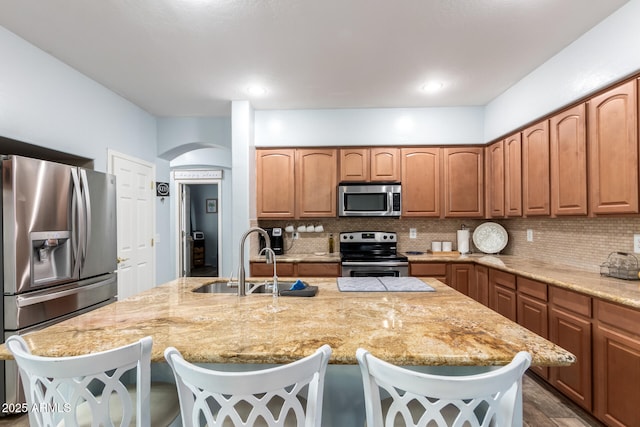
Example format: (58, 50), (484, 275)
(238, 227), (270, 296)
(259, 247), (278, 296)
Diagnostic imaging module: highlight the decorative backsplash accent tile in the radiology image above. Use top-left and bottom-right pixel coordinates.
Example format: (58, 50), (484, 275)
(258, 216), (640, 273)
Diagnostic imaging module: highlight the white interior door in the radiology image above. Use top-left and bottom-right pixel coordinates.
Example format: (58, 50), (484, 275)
(108, 151), (156, 299)
(181, 185), (192, 277)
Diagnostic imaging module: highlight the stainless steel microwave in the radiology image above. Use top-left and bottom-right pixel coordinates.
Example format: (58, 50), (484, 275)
(338, 183), (401, 217)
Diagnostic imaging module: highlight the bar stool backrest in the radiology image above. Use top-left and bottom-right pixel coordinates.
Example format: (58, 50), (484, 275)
(356, 349), (532, 427)
(6, 335), (153, 427)
(164, 344), (332, 427)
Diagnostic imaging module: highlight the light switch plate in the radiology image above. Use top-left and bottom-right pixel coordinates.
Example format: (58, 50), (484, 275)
(526, 229), (533, 242)
(634, 234), (640, 253)
(409, 228), (417, 239)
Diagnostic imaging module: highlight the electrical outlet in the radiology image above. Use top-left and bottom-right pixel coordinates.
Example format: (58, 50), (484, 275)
(293, 232), (299, 240)
(526, 229), (533, 242)
(634, 234), (640, 253)
(409, 228), (417, 239)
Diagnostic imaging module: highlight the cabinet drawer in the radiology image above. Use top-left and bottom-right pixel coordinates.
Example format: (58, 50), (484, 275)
(410, 262), (447, 276)
(517, 277), (547, 301)
(550, 287), (592, 318)
(297, 262), (341, 277)
(596, 299), (640, 337)
(250, 262), (295, 277)
(489, 269), (516, 290)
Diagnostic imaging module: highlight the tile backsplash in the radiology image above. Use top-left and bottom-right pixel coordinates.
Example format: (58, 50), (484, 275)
(258, 216), (640, 272)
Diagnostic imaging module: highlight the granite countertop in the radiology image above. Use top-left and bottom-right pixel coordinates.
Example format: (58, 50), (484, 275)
(260, 252), (640, 309)
(406, 253), (640, 309)
(0, 277), (574, 368)
(250, 253), (341, 263)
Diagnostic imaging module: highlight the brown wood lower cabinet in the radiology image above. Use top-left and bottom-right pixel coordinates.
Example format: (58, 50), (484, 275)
(409, 262), (448, 284)
(448, 263), (474, 296)
(489, 269), (517, 321)
(471, 265), (489, 306)
(517, 277), (549, 379)
(549, 287), (592, 412)
(250, 262), (340, 278)
(594, 300), (640, 427)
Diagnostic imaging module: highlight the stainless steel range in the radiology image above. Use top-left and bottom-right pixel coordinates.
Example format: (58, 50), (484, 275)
(340, 231), (408, 277)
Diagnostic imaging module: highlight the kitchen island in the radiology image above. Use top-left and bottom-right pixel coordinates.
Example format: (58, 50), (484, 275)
(0, 277), (573, 366)
(0, 277), (574, 426)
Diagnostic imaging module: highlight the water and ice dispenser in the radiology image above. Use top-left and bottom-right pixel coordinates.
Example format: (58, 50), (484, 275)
(30, 231), (73, 286)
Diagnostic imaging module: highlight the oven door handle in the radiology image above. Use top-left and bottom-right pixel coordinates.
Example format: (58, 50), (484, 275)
(16, 277), (115, 308)
(341, 261), (409, 267)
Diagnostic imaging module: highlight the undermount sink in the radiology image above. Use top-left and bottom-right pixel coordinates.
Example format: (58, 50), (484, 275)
(192, 281), (269, 294)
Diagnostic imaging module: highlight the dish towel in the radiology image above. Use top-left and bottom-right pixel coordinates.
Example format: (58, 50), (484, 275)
(337, 277), (435, 292)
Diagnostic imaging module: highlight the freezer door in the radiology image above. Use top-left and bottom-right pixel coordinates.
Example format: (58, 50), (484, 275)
(1, 156), (78, 294)
(79, 169), (117, 279)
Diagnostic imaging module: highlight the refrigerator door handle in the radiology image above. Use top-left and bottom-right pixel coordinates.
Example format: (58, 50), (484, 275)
(80, 169), (92, 266)
(15, 276), (116, 308)
(70, 168), (84, 277)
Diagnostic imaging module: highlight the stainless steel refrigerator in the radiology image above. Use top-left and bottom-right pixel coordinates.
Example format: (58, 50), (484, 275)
(1, 155), (118, 407)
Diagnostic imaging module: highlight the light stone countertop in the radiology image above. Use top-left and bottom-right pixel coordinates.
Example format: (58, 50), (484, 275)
(257, 252), (640, 309)
(0, 277), (575, 368)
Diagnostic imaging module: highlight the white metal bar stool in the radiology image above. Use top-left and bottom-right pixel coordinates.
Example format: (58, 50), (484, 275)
(6, 335), (179, 427)
(164, 344), (332, 427)
(356, 349), (532, 427)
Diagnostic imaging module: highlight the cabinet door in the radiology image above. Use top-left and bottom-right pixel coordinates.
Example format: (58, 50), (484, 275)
(550, 104), (587, 216)
(522, 121), (550, 216)
(488, 269), (516, 321)
(471, 265), (489, 307)
(486, 141), (505, 218)
(370, 148), (400, 181)
(594, 300), (640, 427)
(549, 306), (592, 411)
(449, 263), (474, 296)
(549, 287), (592, 411)
(504, 133), (522, 217)
(401, 148), (441, 217)
(339, 148), (369, 181)
(256, 149), (296, 218)
(296, 149), (337, 217)
(517, 278), (549, 379)
(588, 79), (638, 214)
(443, 147), (484, 217)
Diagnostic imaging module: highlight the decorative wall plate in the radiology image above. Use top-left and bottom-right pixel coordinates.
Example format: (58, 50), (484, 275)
(472, 222), (508, 254)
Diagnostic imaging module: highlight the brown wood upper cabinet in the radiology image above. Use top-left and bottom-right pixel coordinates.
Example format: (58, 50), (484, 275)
(295, 149), (337, 217)
(256, 149), (296, 218)
(443, 147), (484, 217)
(588, 79), (639, 215)
(256, 148), (337, 219)
(486, 134), (522, 218)
(485, 140), (504, 217)
(550, 104), (588, 216)
(339, 147), (400, 182)
(504, 133), (522, 216)
(522, 121), (550, 216)
(401, 147), (441, 217)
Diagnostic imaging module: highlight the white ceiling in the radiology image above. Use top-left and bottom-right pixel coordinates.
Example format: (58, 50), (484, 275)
(0, 0), (630, 117)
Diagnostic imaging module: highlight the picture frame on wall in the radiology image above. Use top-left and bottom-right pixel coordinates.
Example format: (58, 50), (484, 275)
(206, 198), (217, 213)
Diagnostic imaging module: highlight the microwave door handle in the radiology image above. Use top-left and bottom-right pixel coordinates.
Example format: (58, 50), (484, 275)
(70, 168), (83, 277)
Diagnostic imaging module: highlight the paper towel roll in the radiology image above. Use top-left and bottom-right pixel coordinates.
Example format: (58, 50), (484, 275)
(457, 229), (470, 254)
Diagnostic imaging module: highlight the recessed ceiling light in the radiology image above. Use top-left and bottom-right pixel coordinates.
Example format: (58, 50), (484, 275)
(421, 81), (444, 93)
(246, 85), (268, 97)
